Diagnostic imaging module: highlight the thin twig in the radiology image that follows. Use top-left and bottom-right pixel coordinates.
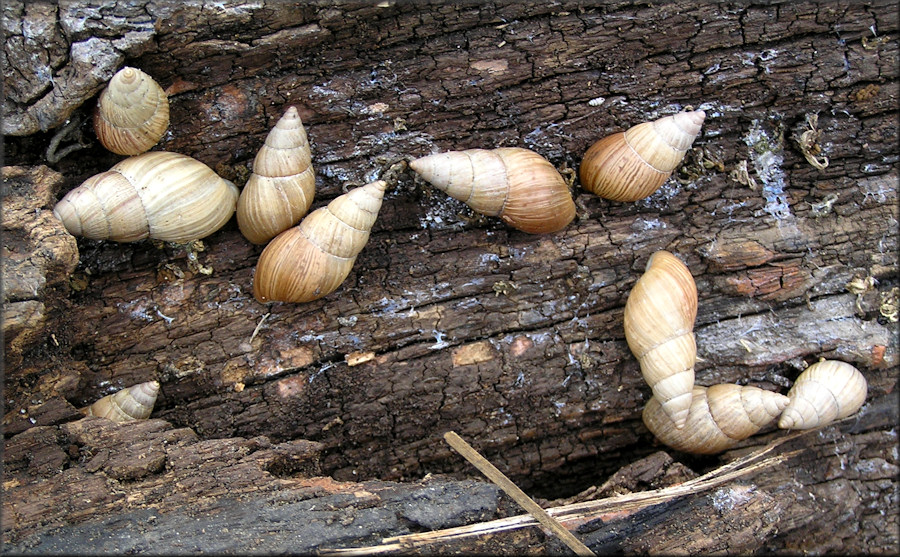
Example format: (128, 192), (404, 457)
(443, 431), (595, 556)
(319, 430), (810, 556)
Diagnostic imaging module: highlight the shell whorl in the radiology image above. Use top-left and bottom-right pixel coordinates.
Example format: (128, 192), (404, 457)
(82, 381), (160, 422)
(93, 67), (170, 156)
(237, 106), (316, 244)
(624, 250), (698, 429)
(52, 151), (239, 244)
(580, 109), (705, 202)
(253, 180), (388, 303)
(778, 359), (868, 430)
(643, 384), (790, 454)
(409, 147), (575, 234)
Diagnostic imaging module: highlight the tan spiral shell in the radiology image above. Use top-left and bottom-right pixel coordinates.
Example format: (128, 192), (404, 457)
(53, 151), (239, 244)
(253, 180), (388, 303)
(409, 147), (576, 234)
(93, 67), (170, 156)
(643, 384), (790, 454)
(778, 359), (868, 430)
(237, 106), (315, 244)
(82, 381), (160, 422)
(624, 250), (698, 429)
(579, 110), (706, 202)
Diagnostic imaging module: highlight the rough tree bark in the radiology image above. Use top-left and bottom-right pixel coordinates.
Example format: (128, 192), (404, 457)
(2, 0), (898, 554)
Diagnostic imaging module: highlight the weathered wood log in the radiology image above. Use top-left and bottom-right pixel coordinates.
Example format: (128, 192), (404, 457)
(3, 0), (897, 553)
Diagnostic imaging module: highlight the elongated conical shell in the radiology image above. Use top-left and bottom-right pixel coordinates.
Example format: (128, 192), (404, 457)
(624, 250), (698, 429)
(53, 151), (239, 243)
(643, 384), (790, 454)
(580, 110), (706, 202)
(237, 106), (315, 244)
(93, 67), (170, 156)
(778, 359), (868, 429)
(253, 180), (388, 303)
(82, 381), (160, 422)
(409, 147), (575, 234)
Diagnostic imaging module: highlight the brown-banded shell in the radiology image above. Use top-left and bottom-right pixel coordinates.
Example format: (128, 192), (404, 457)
(580, 110), (706, 202)
(53, 151), (239, 244)
(82, 381), (160, 422)
(409, 147), (576, 234)
(93, 67), (170, 156)
(624, 250), (698, 429)
(237, 106), (315, 244)
(253, 180), (388, 303)
(778, 359), (868, 429)
(643, 384), (790, 454)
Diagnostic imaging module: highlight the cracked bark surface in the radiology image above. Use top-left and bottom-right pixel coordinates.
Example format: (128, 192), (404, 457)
(3, 0), (898, 553)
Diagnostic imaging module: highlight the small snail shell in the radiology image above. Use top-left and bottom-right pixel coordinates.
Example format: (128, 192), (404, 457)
(643, 384), (790, 455)
(579, 110), (706, 202)
(237, 106), (315, 245)
(409, 147), (576, 234)
(93, 67), (170, 156)
(624, 250), (698, 429)
(778, 359), (868, 430)
(253, 180), (388, 303)
(81, 381), (160, 422)
(53, 151), (239, 244)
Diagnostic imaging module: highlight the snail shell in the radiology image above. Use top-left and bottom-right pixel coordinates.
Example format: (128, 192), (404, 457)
(643, 384), (790, 454)
(93, 67), (170, 156)
(579, 110), (706, 202)
(778, 359), (868, 430)
(253, 180), (388, 303)
(409, 147), (576, 234)
(81, 381), (160, 422)
(237, 106), (315, 245)
(624, 250), (698, 429)
(53, 151), (239, 244)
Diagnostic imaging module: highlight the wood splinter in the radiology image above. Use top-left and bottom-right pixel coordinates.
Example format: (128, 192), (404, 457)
(443, 431), (596, 556)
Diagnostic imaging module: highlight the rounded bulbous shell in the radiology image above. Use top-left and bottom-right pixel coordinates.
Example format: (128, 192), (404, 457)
(83, 380), (160, 422)
(624, 250), (698, 429)
(237, 106), (315, 244)
(778, 359), (868, 430)
(253, 180), (388, 303)
(409, 147), (575, 234)
(93, 67), (170, 156)
(643, 384), (790, 454)
(53, 151), (239, 244)
(580, 110), (706, 202)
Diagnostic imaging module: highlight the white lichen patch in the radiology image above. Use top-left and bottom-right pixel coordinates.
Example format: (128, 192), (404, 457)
(745, 119), (793, 220)
(711, 484), (756, 512)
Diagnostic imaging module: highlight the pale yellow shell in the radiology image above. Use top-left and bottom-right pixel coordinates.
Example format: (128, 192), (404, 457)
(93, 67), (170, 156)
(643, 384), (790, 454)
(237, 106), (315, 245)
(580, 110), (706, 201)
(778, 359), (868, 429)
(624, 250), (698, 429)
(253, 180), (388, 303)
(409, 147), (576, 234)
(82, 380), (160, 422)
(53, 151), (239, 244)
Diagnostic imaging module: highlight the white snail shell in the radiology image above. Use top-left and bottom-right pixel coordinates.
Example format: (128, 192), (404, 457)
(93, 67), (170, 156)
(580, 110), (706, 202)
(237, 106), (315, 245)
(409, 147), (576, 234)
(253, 180), (388, 303)
(53, 151), (239, 244)
(778, 359), (868, 430)
(82, 380), (160, 422)
(643, 384), (790, 454)
(624, 250), (698, 429)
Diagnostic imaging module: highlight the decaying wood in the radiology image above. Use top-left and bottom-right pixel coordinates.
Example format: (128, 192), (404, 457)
(2, 0), (898, 553)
